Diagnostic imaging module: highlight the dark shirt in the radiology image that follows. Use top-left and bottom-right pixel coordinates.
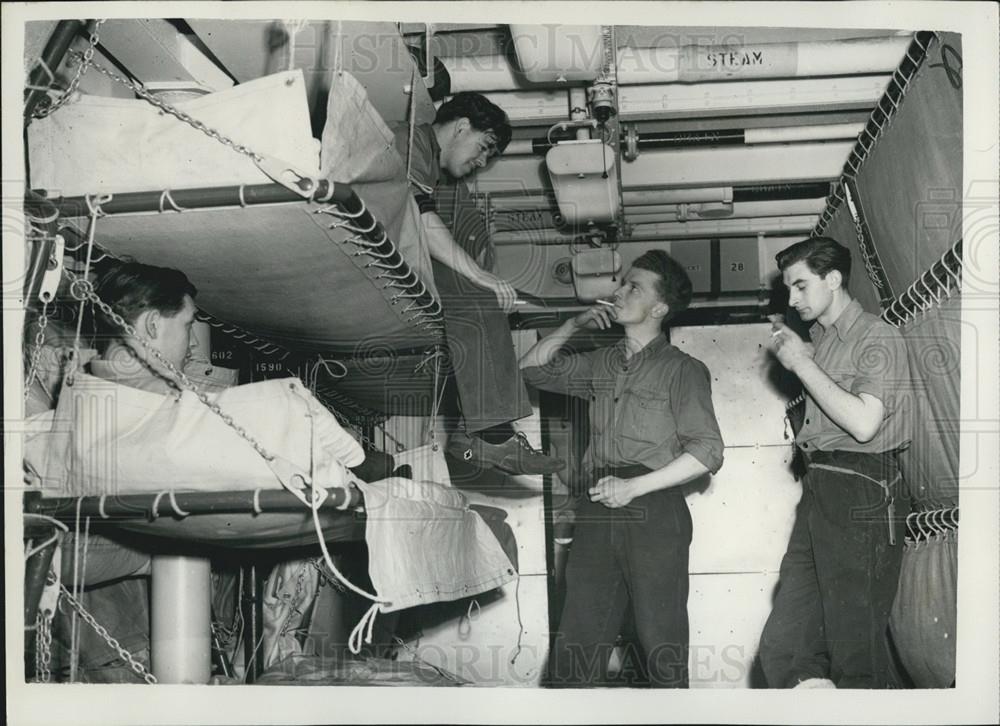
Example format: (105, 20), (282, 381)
(523, 334), (725, 475)
(393, 122), (440, 214)
(796, 299), (912, 454)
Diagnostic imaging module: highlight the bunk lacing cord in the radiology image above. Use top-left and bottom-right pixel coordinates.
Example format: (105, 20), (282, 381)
(881, 240), (962, 328)
(29, 19), (107, 120)
(906, 506), (959, 547)
(316, 199), (444, 329)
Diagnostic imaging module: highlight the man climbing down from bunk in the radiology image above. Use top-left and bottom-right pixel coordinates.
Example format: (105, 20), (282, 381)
(519, 251), (725, 688)
(760, 236), (913, 689)
(395, 91), (564, 477)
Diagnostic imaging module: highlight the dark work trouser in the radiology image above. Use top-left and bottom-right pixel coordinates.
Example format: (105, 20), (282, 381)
(759, 450), (911, 688)
(547, 464), (692, 688)
(431, 260), (532, 434)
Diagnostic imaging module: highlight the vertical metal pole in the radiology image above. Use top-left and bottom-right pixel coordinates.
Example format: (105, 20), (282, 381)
(241, 562), (263, 683)
(150, 555), (212, 683)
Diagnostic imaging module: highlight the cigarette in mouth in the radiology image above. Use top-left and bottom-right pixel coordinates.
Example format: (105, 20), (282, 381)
(595, 299), (615, 307)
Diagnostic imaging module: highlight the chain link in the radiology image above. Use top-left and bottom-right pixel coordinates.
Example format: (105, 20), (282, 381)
(57, 582), (157, 684)
(24, 301), (51, 397)
(33, 20), (106, 119)
(80, 55), (263, 163)
(62, 267), (279, 463)
(34, 611), (53, 683)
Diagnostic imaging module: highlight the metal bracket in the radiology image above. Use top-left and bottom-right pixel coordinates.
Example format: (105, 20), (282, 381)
(38, 234), (65, 304)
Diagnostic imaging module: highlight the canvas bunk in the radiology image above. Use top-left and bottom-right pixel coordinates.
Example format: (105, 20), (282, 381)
(22, 20), (517, 685)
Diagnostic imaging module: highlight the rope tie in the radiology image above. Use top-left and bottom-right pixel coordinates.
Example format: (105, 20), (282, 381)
(167, 491), (190, 517)
(158, 189), (187, 213)
(150, 491), (168, 519)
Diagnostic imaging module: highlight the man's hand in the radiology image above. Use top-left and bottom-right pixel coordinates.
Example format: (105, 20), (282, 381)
(480, 273), (518, 312)
(589, 475), (638, 508)
(771, 323), (815, 373)
(573, 304), (616, 330)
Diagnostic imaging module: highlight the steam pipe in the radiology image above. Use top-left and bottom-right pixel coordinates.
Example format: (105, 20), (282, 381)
(441, 36), (911, 91)
(503, 124), (865, 156)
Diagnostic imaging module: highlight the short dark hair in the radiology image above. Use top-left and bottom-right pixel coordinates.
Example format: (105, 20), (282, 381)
(631, 250), (693, 326)
(775, 236), (852, 288)
(94, 261), (197, 338)
(434, 92), (512, 156)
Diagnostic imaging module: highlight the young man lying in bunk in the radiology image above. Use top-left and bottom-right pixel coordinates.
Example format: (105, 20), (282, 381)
(760, 236), (913, 688)
(395, 91), (565, 477)
(519, 250), (725, 688)
(24, 261), (364, 680)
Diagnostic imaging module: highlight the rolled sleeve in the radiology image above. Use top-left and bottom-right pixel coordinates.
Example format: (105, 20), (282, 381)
(670, 358), (725, 474)
(522, 351), (596, 399)
(849, 326), (910, 414)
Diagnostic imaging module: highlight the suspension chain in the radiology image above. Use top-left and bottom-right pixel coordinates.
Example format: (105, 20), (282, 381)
(34, 611), (53, 683)
(32, 19), (107, 119)
(62, 267), (279, 463)
(24, 300), (51, 397)
(58, 582), (157, 684)
(79, 53), (263, 163)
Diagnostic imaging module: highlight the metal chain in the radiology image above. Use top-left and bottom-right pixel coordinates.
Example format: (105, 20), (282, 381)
(35, 612), (53, 683)
(32, 19), (107, 119)
(309, 557), (347, 593)
(24, 300), (51, 397)
(79, 55), (263, 163)
(57, 582), (157, 684)
(62, 267), (279, 463)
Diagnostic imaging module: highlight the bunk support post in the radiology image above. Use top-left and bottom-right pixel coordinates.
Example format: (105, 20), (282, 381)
(150, 554), (212, 683)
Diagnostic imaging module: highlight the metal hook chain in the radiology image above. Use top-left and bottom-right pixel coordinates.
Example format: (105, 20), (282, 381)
(57, 581), (157, 684)
(32, 19), (107, 119)
(24, 301), (51, 398)
(34, 611), (54, 683)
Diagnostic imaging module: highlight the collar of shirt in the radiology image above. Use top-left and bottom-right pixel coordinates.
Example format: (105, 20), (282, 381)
(809, 298), (863, 344)
(612, 333), (668, 369)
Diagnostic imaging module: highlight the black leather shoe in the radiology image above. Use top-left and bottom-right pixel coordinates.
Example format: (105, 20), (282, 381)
(447, 431), (565, 476)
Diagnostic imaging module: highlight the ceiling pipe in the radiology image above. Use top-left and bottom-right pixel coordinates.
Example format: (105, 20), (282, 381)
(491, 214), (819, 245)
(626, 198), (828, 224)
(441, 36), (909, 92)
(501, 122), (865, 156)
(616, 36), (912, 85)
(485, 182), (833, 209)
(481, 75), (889, 123)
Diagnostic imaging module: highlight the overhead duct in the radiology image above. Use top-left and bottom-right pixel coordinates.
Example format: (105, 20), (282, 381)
(481, 75), (890, 123)
(509, 24), (604, 83)
(502, 123), (865, 156)
(442, 36), (908, 92)
(474, 141), (853, 195)
(491, 215), (819, 245)
(626, 198), (828, 224)
(615, 36), (912, 85)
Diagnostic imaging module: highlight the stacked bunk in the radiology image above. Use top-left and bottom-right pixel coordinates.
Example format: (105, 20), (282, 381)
(21, 20), (516, 685)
